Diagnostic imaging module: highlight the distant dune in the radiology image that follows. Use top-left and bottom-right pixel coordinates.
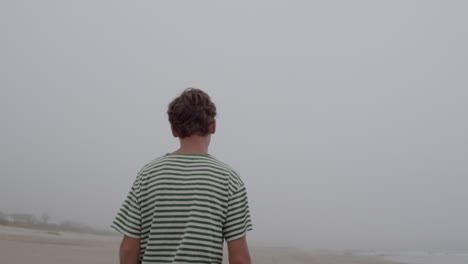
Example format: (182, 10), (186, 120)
(0, 225), (400, 264)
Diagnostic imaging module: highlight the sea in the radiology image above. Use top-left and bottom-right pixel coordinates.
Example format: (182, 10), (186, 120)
(358, 250), (468, 264)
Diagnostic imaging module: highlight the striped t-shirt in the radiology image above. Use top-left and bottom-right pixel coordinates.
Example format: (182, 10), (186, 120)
(111, 153), (253, 264)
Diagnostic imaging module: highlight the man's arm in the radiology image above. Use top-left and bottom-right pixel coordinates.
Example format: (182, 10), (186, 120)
(119, 235), (140, 264)
(227, 236), (251, 264)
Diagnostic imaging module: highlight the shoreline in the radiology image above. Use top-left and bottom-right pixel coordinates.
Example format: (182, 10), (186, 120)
(0, 225), (401, 264)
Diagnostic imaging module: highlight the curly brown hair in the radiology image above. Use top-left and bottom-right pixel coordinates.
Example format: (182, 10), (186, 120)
(167, 88), (217, 138)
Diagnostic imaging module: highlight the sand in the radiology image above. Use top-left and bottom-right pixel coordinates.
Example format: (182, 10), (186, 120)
(0, 225), (400, 264)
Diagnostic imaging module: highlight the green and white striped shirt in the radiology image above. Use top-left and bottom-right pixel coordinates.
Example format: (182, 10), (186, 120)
(111, 153), (253, 264)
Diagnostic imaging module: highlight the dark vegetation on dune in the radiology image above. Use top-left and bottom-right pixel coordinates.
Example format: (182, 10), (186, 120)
(0, 210), (113, 235)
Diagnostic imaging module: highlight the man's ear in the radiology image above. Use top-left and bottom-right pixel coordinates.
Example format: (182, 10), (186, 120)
(209, 120), (216, 134)
(171, 127), (179, 138)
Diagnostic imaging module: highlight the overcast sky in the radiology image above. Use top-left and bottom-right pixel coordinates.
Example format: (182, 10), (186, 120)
(1, 1), (467, 251)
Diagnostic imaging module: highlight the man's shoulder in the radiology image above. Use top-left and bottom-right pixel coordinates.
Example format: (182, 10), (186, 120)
(206, 155), (238, 174)
(136, 154), (245, 194)
(138, 155), (169, 174)
(206, 156), (245, 192)
(137, 154), (239, 177)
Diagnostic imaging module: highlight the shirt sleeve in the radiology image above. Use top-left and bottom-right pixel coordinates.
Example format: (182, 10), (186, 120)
(223, 184), (253, 242)
(111, 176), (142, 239)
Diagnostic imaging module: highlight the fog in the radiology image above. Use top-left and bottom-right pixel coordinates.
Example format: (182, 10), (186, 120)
(1, 0), (467, 251)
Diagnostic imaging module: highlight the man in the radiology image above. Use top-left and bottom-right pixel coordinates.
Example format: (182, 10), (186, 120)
(111, 88), (253, 264)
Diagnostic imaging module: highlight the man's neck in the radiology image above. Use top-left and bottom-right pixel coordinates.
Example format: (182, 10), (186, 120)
(173, 135), (210, 155)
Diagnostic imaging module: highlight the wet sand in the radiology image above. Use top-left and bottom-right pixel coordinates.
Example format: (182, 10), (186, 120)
(0, 225), (400, 264)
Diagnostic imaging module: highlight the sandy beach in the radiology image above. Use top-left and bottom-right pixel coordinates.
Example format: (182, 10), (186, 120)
(0, 225), (400, 264)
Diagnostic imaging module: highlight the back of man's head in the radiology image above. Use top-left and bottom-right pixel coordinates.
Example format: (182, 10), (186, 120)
(167, 88), (217, 138)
